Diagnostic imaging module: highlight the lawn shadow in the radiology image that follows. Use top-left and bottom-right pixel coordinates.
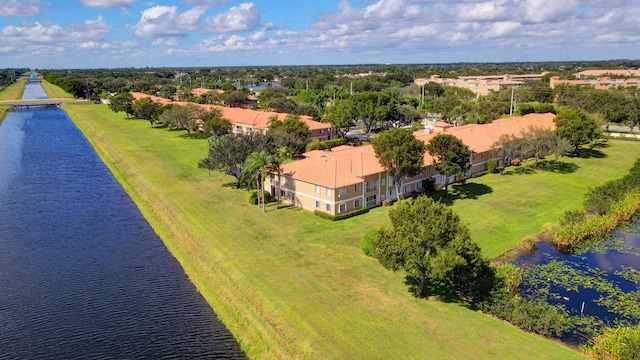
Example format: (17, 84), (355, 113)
(404, 276), (468, 306)
(221, 181), (237, 188)
(536, 159), (579, 174)
(566, 148), (607, 159)
(430, 182), (493, 205)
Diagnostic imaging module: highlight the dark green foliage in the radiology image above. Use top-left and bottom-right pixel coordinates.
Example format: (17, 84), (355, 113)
(373, 128), (427, 202)
(305, 138), (348, 152)
(371, 197), (489, 299)
(487, 158), (498, 173)
(555, 107), (602, 152)
(313, 207), (369, 221)
(534, 103), (556, 114)
(246, 189), (272, 205)
(426, 133), (471, 198)
(584, 159), (640, 215)
(108, 92), (135, 118)
(421, 177), (436, 193)
(517, 103), (535, 116)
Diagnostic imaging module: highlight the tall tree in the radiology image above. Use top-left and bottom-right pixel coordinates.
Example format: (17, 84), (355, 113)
(554, 107), (601, 152)
(200, 108), (231, 137)
(372, 196), (488, 298)
(198, 132), (269, 188)
(372, 128), (426, 203)
(108, 92), (135, 118)
(426, 133), (471, 197)
(322, 99), (356, 138)
(131, 97), (160, 127)
(520, 126), (571, 168)
(626, 97), (640, 133)
(241, 151), (281, 212)
(159, 104), (202, 137)
(350, 91), (395, 135)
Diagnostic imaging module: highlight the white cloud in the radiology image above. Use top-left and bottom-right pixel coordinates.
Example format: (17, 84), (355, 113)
(205, 2), (260, 33)
(79, 0), (136, 8)
(133, 5), (206, 37)
(0, 16), (110, 44)
(0, 0), (47, 16)
(520, 0), (578, 23)
(152, 37), (179, 46)
(484, 21), (521, 38)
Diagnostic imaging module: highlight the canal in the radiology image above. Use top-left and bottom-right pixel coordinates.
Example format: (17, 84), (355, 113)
(0, 81), (245, 358)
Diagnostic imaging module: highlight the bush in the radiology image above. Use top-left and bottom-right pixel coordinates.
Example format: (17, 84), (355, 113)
(305, 138), (348, 152)
(518, 236), (538, 254)
(517, 104), (535, 116)
(422, 177), (436, 193)
(534, 103), (556, 114)
(487, 158), (498, 173)
(361, 230), (377, 256)
(583, 325), (640, 360)
(246, 189), (271, 205)
(382, 198), (393, 206)
(314, 207), (370, 221)
(511, 158), (521, 166)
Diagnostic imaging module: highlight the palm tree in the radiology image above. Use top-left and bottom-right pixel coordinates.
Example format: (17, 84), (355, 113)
(242, 151), (281, 212)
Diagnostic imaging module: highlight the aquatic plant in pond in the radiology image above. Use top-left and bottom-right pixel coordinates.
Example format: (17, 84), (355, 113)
(515, 221), (640, 342)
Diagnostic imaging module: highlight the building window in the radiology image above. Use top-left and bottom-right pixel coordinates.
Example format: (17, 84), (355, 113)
(315, 185), (321, 194)
(338, 203), (346, 213)
(339, 187), (346, 197)
(280, 190), (286, 198)
(354, 183), (361, 192)
(404, 184), (411, 194)
(326, 188), (332, 197)
(354, 199), (361, 209)
(315, 200), (320, 209)
(291, 179), (296, 187)
(280, 177), (286, 185)
(326, 204), (332, 213)
(366, 195), (377, 208)
(366, 179), (377, 192)
(416, 181), (423, 190)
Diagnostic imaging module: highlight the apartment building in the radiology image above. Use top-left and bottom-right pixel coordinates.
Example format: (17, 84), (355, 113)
(266, 113), (556, 216)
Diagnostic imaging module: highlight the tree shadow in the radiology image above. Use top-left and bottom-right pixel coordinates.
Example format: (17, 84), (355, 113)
(566, 148), (607, 159)
(536, 159), (579, 174)
(429, 182), (493, 205)
(404, 276), (468, 305)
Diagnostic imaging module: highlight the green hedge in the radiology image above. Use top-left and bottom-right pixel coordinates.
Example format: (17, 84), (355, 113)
(305, 138), (348, 152)
(314, 207), (370, 221)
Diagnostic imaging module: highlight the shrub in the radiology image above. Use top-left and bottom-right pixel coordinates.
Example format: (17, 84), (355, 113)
(314, 207), (370, 221)
(487, 158), (498, 173)
(422, 178), (436, 193)
(382, 198), (393, 206)
(511, 158), (521, 166)
(246, 189), (271, 205)
(361, 230), (377, 256)
(517, 103), (535, 116)
(583, 325), (640, 360)
(471, 170), (489, 178)
(246, 189), (258, 205)
(494, 263), (523, 295)
(534, 103), (556, 114)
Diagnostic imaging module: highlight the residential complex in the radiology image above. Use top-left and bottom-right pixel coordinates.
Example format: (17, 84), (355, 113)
(265, 113), (556, 216)
(414, 73), (548, 97)
(130, 92), (336, 143)
(549, 76), (640, 90)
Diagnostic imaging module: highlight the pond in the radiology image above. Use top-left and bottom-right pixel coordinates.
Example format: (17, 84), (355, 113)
(514, 219), (640, 343)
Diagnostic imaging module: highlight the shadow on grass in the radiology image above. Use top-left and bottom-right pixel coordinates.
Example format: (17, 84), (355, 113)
(536, 159), (579, 174)
(404, 276), (467, 305)
(566, 148), (607, 159)
(430, 182), (493, 205)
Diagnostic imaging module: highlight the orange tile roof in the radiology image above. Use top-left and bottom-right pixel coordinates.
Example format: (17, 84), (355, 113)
(282, 113), (556, 188)
(129, 92), (329, 131)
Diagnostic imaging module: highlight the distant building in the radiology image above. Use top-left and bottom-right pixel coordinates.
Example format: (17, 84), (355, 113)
(549, 76), (640, 89)
(414, 73), (547, 97)
(573, 69), (640, 79)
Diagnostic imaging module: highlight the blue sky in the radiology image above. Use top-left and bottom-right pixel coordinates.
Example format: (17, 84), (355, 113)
(1, 0), (639, 69)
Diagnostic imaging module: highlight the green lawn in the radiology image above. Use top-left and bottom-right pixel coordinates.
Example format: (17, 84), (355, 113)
(0, 76), (27, 123)
(59, 100), (588, 359)
(443, 144), (640, 258)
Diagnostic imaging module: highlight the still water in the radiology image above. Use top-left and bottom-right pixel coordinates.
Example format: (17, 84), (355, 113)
(0, 82), (246, 359)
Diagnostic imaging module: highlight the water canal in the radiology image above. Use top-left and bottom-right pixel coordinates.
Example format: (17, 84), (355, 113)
(0, 81), (245, 358)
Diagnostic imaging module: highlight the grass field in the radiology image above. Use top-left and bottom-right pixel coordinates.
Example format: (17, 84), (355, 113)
(0, 76), (27, 123)
(56, 97), (597, 359)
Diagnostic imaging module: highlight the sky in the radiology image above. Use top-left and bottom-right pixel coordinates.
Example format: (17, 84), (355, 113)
(0, 0), (639, 69)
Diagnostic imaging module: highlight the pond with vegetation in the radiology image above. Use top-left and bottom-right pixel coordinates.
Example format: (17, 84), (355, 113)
(515, 220), (640, 344)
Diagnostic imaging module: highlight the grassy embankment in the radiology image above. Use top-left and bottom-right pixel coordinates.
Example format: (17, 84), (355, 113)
(56, 100), (600, 359)
(0, 76), (27, 123)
